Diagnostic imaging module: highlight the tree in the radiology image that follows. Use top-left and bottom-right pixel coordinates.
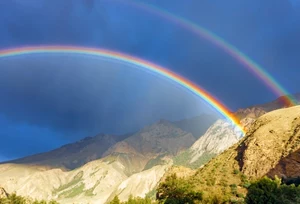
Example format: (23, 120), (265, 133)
(156, 173), (202, 204)
(110, 196), (121, 204)
(0, 192), (60, 204)
(245, 177), (280, 204)
(124, 195), (152, 204)
(245, 176), (300, 204)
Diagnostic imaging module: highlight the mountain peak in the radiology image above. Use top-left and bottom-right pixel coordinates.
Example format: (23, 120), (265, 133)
(4, 133), (120, 170)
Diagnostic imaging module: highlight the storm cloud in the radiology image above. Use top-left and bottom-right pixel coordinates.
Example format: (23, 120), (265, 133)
(0, 0), (299, 159)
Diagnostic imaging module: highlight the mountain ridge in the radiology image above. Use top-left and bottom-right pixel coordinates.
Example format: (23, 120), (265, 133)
(162, 105), (300, 202)
(1, 96), (300, 203)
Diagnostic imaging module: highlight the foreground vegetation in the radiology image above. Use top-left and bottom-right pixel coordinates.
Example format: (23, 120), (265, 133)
(111, 175), (300, 204)
(0, 193), (59, 204)
(2, 176), (300, 204)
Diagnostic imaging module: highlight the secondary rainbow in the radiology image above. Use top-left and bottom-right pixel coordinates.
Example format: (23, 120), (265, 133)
(0, 46), (245, 133)
(120, 0), (294, 106)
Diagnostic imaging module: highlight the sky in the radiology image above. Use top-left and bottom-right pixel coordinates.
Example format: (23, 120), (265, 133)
(0, 0), (299, 161)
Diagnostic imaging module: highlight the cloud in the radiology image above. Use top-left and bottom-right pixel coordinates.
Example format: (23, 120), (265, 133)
(0, 55), (214, 136)
(0, 0), (299, 158)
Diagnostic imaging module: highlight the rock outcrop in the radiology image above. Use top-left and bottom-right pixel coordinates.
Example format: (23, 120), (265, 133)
(168, 106), (300, 201)
(173, 119), (243, 169)
(238, 106), (300, 179)
(189, 119), (243, 164)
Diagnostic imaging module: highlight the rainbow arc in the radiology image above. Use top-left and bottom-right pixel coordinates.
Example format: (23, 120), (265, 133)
(121, 0), (294, 106)
(0, 46), (245, 134)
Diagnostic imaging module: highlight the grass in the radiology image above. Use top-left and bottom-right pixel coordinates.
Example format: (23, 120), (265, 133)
(84, 181), (100, 197)
(143, 154), (167, 170)
(173, 150), (216, 169)
(185, 144), (248, 202)
(59, 183), (85, 198)
(145, 189), (157, 200)
(53, 171), (83, 195)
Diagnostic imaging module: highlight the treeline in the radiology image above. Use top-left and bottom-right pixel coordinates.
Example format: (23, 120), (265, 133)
(0, 193), (59, 204)
(2, 175), (300, 204)
(111, 174), (300, 204)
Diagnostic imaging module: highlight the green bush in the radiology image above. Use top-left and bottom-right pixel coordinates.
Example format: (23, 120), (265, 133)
(233, 169), (240, 175)
(156, 173), (202, 204)
(109, 195), (153, 204)
(110, 196), (121, 204)
(0, 193), (59, 204)
(125, 195), (152, 204)
(245, 176), (300, 204)
(230, 184), (237, 195)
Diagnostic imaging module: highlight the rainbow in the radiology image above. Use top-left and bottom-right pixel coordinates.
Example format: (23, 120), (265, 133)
(0, 46), (245, 134)
(120, 0), (294, 106)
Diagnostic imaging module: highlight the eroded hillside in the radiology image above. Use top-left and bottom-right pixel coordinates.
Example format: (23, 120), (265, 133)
(166, 106), (300, 202)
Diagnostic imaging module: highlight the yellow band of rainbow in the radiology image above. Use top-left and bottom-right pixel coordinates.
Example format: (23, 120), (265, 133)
(0, 45), (245, 134)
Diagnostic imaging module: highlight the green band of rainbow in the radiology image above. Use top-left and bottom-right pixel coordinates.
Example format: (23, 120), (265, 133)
(0, 46), (245, 134)
(123, 1), (294, 106)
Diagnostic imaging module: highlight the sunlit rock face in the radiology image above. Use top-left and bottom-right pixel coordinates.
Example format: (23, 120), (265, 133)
(163, 106), (300, 201)
(172, 118), (245, 169)
(0, 119), (195, 203)
(189, 119), (243, 164)
(239, 106), (300, 179)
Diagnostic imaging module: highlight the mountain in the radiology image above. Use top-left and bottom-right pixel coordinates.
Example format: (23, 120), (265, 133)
(235, 93), (300, 120)
(102, 119), (196, 175)
(3, 134), (122, 170)
(3, 114), (217, 171)
(0, 119), (196, 203)
(173, 119), (243, 169)
(1, 99), (298, 203)
(163, 105), (300, 202)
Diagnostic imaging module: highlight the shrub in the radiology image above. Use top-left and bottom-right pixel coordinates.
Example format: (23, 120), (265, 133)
(156, 173), (202, 204)
(110, 196), (121, 204)
(245, 176), (300, 204)
(0, 193), (59, 204)
(233, 169), (240, 175)
(230, 184), (237, 194)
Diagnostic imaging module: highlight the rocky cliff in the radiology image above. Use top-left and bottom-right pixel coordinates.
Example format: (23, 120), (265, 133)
(167, 106), (300, 201)
(173, 119), (243, 169)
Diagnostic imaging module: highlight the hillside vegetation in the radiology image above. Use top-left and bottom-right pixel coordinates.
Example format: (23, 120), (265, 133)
(157, 106), (300, 203)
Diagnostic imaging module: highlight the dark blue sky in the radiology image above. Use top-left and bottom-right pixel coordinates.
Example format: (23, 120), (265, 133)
(0, 0), (299, 161)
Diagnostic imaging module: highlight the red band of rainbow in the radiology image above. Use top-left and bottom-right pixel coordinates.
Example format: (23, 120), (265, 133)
(0, 46), (245, 134)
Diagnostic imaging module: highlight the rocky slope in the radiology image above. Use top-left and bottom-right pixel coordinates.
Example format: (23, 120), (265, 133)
(189, 120), (243, 163)
(3, 114), (217, 171)
(173, 119), (243, 169)
(0, 120), (196, 203)
(102, 120), (195, 175)
(237, 105), (300, 179)
(235, 93), (300, 120)
(0, 157), (171, 204)
(168, 106), (300, 201)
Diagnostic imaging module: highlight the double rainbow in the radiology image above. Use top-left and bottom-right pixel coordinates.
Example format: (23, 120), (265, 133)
(0, 46), (245, 134)
(121, 0), (294, 106)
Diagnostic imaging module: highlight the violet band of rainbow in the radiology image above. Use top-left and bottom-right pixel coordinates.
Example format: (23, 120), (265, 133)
(0, 46), (245, 134)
